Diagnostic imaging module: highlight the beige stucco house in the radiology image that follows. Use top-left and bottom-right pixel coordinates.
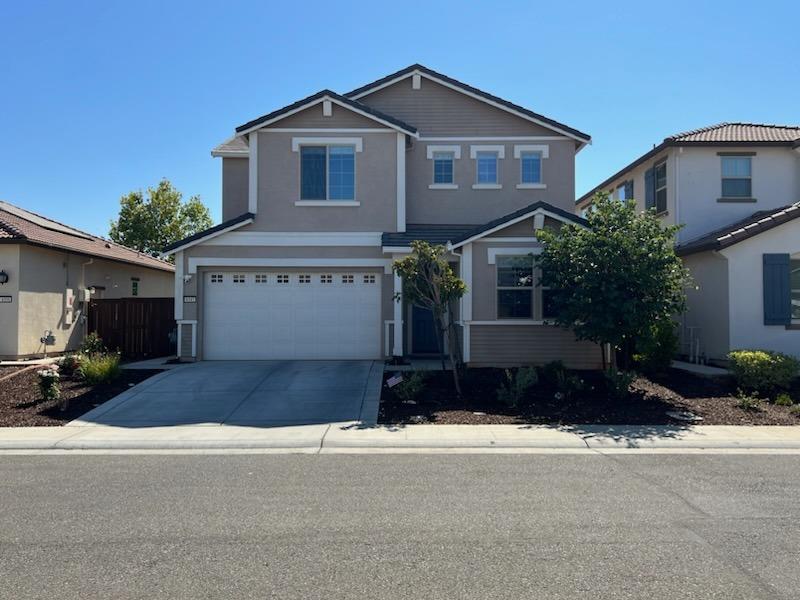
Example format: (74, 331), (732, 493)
(164, 64), (601, 367)
(576, 123), (800, 362)
(0, 201), (174, 359)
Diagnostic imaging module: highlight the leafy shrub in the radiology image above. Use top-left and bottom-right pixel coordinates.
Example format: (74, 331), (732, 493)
(774, 393), (794, 407)
(496, 367), (538, 408)
(728, 350), (800, 393)
(79, 332), (106, 355)
(540, 361), (584, 401)
(604, 368), (636, 400)
(77, 352), (121, 385)
(36, 366), (60, 402)
(58, 353), (82, 377)
(392, 371), (428, 403)
(634, 320), (678, 374)
(789, 405), (800, 417)
(736, 390), (762, 412)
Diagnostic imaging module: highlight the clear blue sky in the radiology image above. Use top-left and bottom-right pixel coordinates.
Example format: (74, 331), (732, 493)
(1, 0), (798, 236)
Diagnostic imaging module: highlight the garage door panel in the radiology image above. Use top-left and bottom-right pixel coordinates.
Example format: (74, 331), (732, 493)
(203, 271), (381, 360)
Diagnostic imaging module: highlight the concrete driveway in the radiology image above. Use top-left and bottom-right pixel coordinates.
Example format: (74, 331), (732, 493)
(73, 361), (382, 427)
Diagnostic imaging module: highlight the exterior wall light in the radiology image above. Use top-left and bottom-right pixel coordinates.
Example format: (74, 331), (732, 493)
(0, 270), (8, 285)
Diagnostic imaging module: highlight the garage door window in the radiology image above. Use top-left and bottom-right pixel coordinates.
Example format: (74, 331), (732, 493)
(320, 274), (333, 284)
(210, 274), (223, 283)
(363, 274), (376, 284)
(342, 275), (354, 284)
(277, 274), (290, 284)
(255, 274), (268, 284)
(233, 274), (246, 284)
(299, 274), (311, 284)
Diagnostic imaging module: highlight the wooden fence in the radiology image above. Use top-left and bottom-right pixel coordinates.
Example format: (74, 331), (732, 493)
(88, 298), (174, 358)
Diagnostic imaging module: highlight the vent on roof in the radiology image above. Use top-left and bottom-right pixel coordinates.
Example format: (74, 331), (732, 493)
(0, 201), (94, 240)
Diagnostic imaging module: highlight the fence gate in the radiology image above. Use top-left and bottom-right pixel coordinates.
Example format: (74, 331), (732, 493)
(88, 298), (174, 358)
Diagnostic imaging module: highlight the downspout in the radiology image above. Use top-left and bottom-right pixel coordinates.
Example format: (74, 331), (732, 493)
(80, 258), (94, 342)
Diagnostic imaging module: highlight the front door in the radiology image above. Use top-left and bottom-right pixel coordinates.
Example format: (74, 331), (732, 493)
(411, 305), (440, 354)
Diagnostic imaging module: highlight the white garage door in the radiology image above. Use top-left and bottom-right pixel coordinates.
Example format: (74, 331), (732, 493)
(203, 271), (382, 360)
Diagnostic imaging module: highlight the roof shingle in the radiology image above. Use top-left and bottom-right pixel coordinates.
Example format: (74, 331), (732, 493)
(668, 122), (800, 143)
(0, 201), (174, 272)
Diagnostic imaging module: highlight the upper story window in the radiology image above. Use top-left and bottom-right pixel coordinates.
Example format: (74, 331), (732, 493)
(477, 152), (499, 184)
(496, 255), (534, 319)
(471, 145), (505, 189)
(613, 180), (633, 201)
(646, 161), (668, 214)
(520, 152), (542, 184)
(721, 155), (752, 198)
(433, 152), (454, 184)
(300, 145), (355, 201)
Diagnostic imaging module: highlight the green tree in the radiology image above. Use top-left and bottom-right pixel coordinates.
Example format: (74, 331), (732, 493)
(536, 193), (690, 369)
(392, 241), (467, 396)
(109, 179), (212, 258)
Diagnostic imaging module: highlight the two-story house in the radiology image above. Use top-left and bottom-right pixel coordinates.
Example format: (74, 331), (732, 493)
(576, 123), (800, 362)
(163, 64), (600, 368)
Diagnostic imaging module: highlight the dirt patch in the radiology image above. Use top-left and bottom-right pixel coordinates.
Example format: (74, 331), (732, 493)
(379, 367), (800, 426)
(0, 366), (160, 427)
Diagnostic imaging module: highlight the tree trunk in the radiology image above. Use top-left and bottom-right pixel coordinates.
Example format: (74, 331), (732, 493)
(432, 309), (447, 371)
(444, 305), (463, 397)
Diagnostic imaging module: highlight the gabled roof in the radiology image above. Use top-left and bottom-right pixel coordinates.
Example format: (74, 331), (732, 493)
(345, 64), (592, 145)
(233, 89), (418, 137)
(0, 201), (174, 272)
(162, 212), (255, 255)
(676, 202), (800, 256)
(211, 135), (249, 158)
(577, 122), (800, 206)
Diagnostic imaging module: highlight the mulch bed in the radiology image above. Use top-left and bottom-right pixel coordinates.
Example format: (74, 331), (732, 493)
(0, 366), (160, 427)
(379, 367), (800, 426)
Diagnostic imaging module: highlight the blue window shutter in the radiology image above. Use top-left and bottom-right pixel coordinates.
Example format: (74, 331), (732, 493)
(763, 254), (791, 325)
(644, 168), (655, 209)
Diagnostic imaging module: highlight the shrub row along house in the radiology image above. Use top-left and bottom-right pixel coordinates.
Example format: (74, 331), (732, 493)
(0, 201), (174, 359)
(577, 123), (800, 363)
(163, 64), (601, 367)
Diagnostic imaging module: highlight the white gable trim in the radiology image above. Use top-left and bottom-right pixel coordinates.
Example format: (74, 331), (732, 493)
(487, 246), (543, 264)
(449, 207), (585, 250)
(235, 95), (418, 138)
(349, 70), (590, 145)
(161, 217), (254, 256)
(187, 257), (393, 275)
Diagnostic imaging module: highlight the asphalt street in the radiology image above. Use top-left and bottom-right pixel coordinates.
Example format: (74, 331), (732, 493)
(1, 454), (798, 599)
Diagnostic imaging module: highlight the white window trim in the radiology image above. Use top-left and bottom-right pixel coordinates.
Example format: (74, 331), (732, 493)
(516, 183), (546, 190)
(469, 144), (505, 159)
(488, 247), (543, 265)
(515, 144), (547, 188)
(291, 137), (363, 152)
(295, 200), (360, 207)
(426, 144), (462, 159)
(295, 140), (359, 203)
(513, 144), (549, 159)
(472, 183), (503, 190)
(429, 183), (459, 190)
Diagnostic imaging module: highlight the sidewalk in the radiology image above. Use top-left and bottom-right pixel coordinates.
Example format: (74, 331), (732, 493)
(2, 423), (800, 453)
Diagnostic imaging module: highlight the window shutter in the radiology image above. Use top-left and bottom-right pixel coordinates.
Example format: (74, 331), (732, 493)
(624, 180), (634, 200)
(763, 254), (791, 325)
(644, 168), (655, 209)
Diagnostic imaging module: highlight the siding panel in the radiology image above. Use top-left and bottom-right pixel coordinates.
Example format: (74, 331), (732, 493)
(469, 325), (601, 369)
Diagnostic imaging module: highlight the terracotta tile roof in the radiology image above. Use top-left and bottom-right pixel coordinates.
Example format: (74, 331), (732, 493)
(676, 202), (800, 256)
(0, 201), (174, 272)
(667, 122), (800, 143)
(211, 135), (249, 156)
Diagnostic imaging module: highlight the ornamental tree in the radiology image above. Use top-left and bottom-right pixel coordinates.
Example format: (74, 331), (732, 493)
(392, 241), (467, 396)
(536, 193), (690, 369)
(109, 179), (212, 259)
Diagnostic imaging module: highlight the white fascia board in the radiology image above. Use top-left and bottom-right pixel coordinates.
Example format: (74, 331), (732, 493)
(211, 150), (249, 158)
(382, 245), (411, 253)
(203, 231), (382, 247)
(236, 95), (418, 138)
(291, 137), (363, 152)
(160, 218), (254, 256)
(420, 136), (568, 142)
(469, 144), (505, 159)
(349, 70), (589, 145)
(426, 144), (462, 159)
(187, 257), (393, 275)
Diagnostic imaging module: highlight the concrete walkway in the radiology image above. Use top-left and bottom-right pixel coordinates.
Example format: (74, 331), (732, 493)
(2, 423), (800, 453)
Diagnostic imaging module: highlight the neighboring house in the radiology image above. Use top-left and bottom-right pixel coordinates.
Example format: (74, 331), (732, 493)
(164, 64), (601, 367)
(0, 201), (174, 359)
(576, 123), (800, 362)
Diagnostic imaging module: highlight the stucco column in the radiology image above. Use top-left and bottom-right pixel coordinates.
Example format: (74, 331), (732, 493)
(393, 272), (403, 356)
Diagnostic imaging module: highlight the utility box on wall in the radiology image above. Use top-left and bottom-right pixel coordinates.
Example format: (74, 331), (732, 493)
(64, 288), (75, 325)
